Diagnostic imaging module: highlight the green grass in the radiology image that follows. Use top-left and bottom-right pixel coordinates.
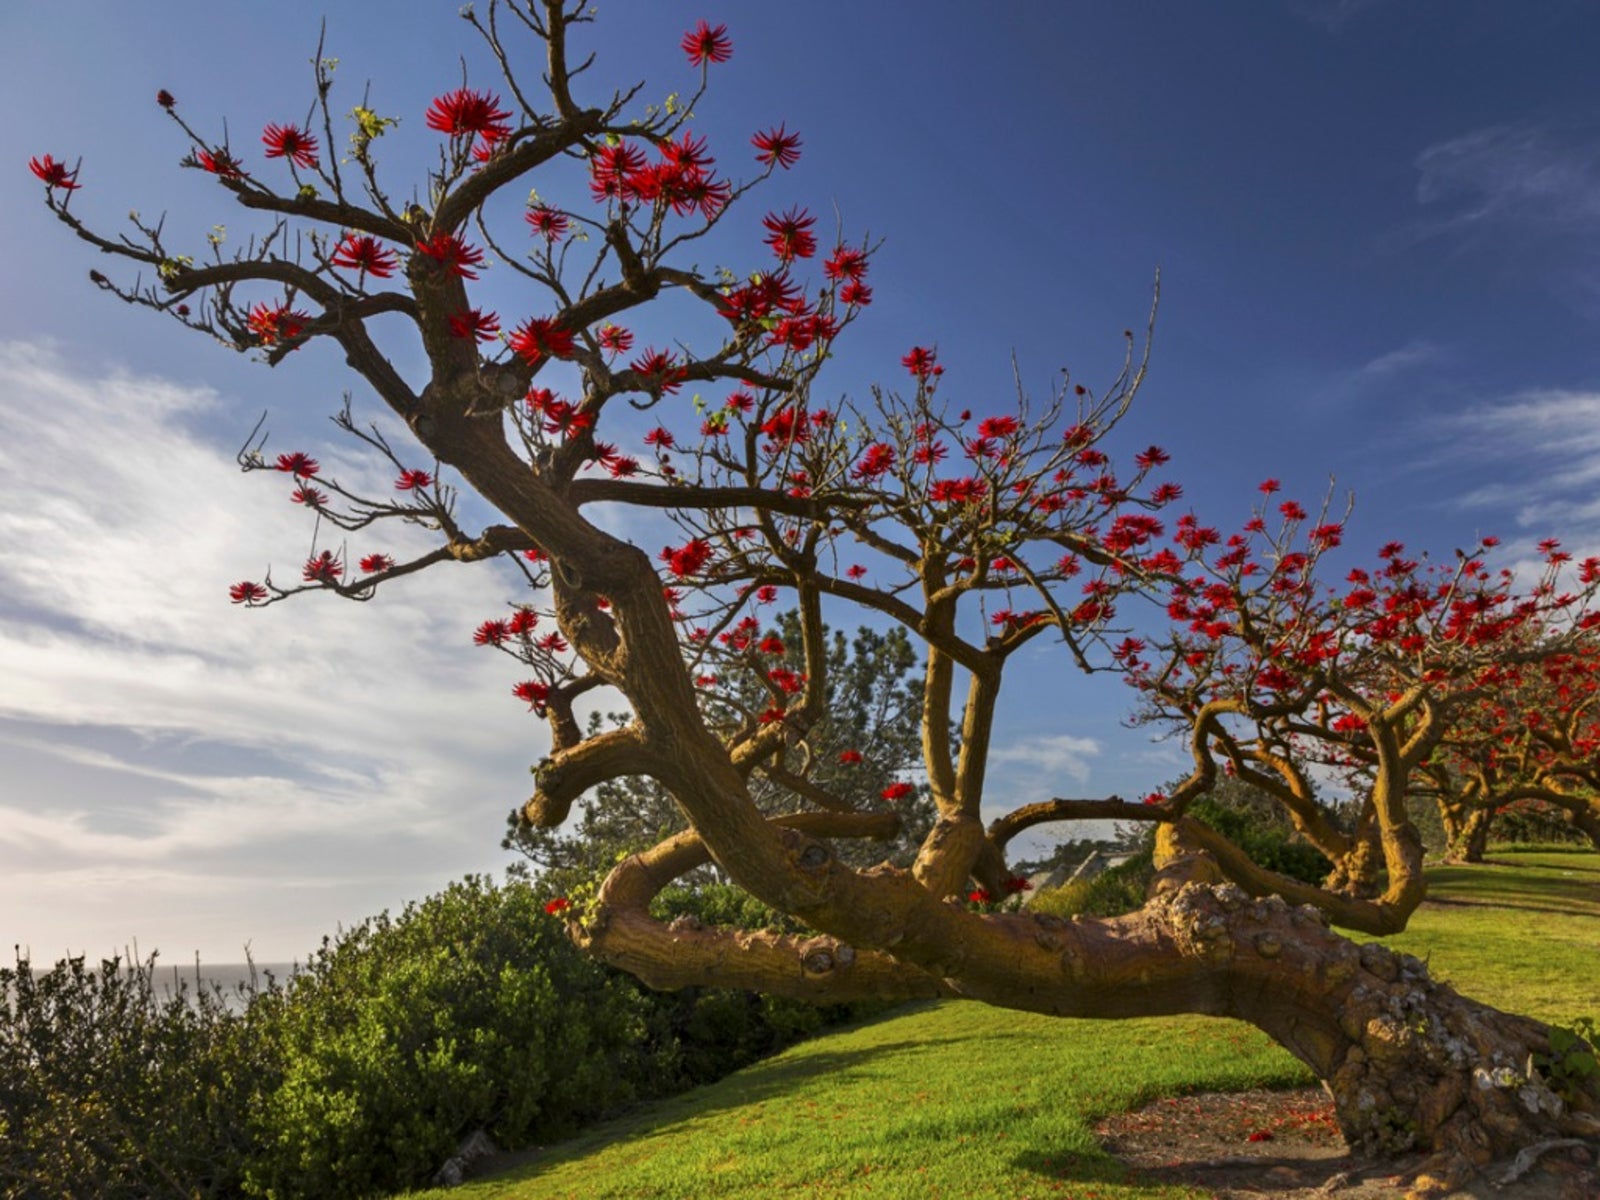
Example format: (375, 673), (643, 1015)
(409, 850), (1599, 1200)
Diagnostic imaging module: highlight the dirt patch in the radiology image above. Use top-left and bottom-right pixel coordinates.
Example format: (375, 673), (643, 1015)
(1095, 1087), (1599, 1199)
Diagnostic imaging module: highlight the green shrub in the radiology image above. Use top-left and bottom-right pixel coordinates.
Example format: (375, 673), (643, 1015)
(634, 882), (894, 1089)
(0, 951), (281, 1199)
(1186, 797), (1333, 885)
(2, 877), (885, 1200)
(1031, 853), (1154, 918)
(241, 876), (644, 1199)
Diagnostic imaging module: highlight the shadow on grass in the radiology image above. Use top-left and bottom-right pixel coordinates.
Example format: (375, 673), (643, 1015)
(1008, 1148), (1128, 1189)
(473, 1033), (984, 1188)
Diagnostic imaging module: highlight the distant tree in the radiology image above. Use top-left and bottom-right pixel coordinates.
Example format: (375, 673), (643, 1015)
(34, 3), (1600, 1186)
(506, 614), (936, 895)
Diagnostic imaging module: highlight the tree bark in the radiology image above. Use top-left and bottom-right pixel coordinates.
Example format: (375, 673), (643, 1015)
(1448, 808), (1493, 864)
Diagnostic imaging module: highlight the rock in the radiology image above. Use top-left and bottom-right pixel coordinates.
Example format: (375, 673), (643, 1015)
(433, 1129), (499, 1187)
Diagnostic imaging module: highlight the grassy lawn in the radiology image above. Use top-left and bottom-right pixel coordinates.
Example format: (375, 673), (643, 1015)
(409, 850), (1598, 1200)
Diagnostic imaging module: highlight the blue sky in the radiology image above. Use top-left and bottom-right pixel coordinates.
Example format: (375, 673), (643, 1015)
(4, 1), (1599, 961)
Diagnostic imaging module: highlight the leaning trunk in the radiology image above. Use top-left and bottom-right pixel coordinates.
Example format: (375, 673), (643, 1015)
(583, 861), (1599, 1184)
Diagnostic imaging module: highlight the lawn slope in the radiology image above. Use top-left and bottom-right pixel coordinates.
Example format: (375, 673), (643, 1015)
(414, 850), (1598, 1200)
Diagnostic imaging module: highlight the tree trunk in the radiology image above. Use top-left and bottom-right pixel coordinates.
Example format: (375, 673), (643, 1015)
(1144, 884), (1597, 1182)
(1324, 813), (1384, 898)
(583, 864), (1599, 1185)
(1444, 807), (1493, 864)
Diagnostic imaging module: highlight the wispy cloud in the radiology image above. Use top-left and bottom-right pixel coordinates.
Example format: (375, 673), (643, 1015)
(1413, 122), (1600, 238)
(1427, 388), (1600, 579)
(989, 734), (1100, 786)
(0, 342), (551, 961)
(1353, 338), (1443, 381)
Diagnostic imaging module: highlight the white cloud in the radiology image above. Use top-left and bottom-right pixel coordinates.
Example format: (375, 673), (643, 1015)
(0, 342), (553, 961)
(1427, 387), (1600, 579)
(1413, 123), (1600, 236)
(989, 733), (1100, 785)
(1354, 339), (1442, 380)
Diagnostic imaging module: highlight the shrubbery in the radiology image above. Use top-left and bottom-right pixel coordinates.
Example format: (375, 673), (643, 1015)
(1030, 854), (1154, 919)
(0, 877), (884, 1200)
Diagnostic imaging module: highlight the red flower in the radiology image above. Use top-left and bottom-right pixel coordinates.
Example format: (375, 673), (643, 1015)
(195, 147), (242, 178)
(359, 553), (394, 574)
(967, 889), (992, 905)
(1134, 445), (1170, 470)
(752, 124), (802, 169)
(229, 581), (268, 605)
(302, 551), (342, 584)
(1004, 876), (1033, 894)
(262, 124), (319, 168)
(1141, 792), (1166, 806)
(447, 308), (500, 342)
(881, 781), (915, 802)
(156, 90), (176, 109)
(661, 539), (714, 578)
(597, 324), (634, 356)
(509, 316), (576, 365)
(852, 442), (896, 481)
(902, 346), (940, 379)
(762, 207), (817, 262)
(588, 141), (649, 203)
(291, 486), (327, 508)
(274, 451), (320, 477)
(414, 232), (485, 278)
(643, 427), (675, 449)
(329, 233), (398, 278)
(425, 88), (511, 139)
(474, 619), (510, 646)
(544, 896), (571, 915)
(840, 280), (873, 307)
(977, 415), (1019, 439)
(1258, 478), (1281, 495)
(525, 205), (570, 241)
(395, 469), (433, 491)
(629, 347), (686, 393)
(757, 634), (786, 655)
(513, 680), (550, 712)
(28, 154), (80, 190)
(248, 302), (311, 346)
(838, 749), (863, 764)
(823, 246), (868, 281)
(682, 20), (732, 66)
(846, 565), (867, 580)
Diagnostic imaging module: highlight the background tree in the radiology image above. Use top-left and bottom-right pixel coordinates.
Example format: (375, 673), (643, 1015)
(32, 2), (1600, 1187)
(506, 614), (936, 896)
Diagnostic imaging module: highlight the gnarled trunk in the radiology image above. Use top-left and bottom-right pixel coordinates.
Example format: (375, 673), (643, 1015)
(1324, 808), (1385, 898)
(578, 829), (1599, 1187)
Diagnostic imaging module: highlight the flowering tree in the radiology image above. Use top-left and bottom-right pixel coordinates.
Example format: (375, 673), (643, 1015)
(1123, 524), (1600, 925)
(1421, 637), (1600, 860)
(33, 3), (1600, 1186)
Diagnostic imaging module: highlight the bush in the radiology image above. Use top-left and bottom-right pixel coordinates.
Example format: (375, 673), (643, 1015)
(636, 882), (894, 1089)
(1494, 799), (1588, 847)
(2, 876), (889, 1200)
(1031, 853), (1154, 918)
(1186, 797), (1333, 885)
(241, 876), (644, 1199)
(0, 951), (281, 1199)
